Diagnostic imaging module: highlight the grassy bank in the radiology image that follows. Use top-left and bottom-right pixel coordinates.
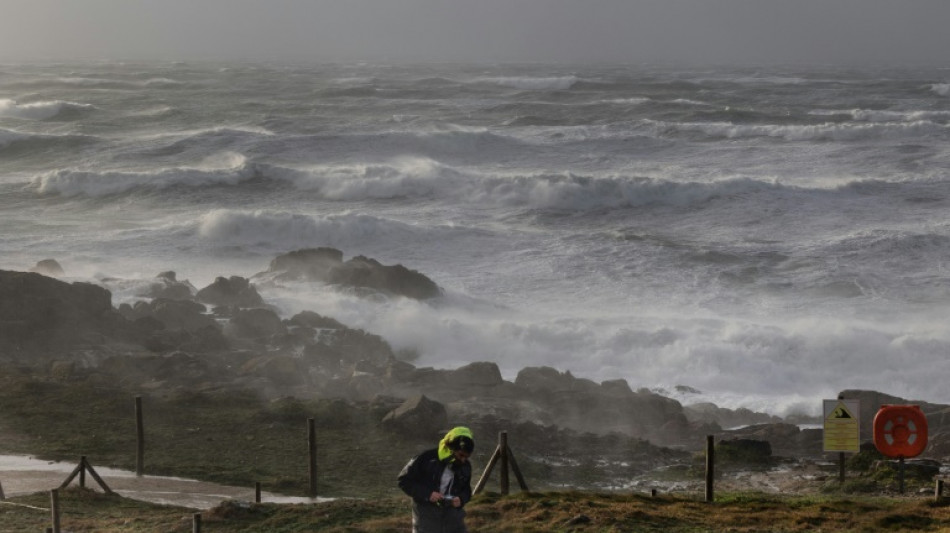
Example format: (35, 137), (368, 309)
(3, 487), (950, 532)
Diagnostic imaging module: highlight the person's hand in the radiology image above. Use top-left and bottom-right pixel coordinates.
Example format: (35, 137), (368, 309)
(429, 491), (443, 503)
(450, 497), (461, 508)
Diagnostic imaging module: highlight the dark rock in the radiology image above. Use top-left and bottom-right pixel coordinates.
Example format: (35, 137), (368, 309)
(196, 276), (265, 308)
(144, 271), (196, 300)
(226, 308), (287, 340)
(328, 255), (442, 300)
(716, 438), (772, 466)
(685, 402), (779, 429)
(722, 423), (820, 458)
(0, 270), (125, 355)
(446, 361), (504, 388)
(515, 366), (599, 395)
(267, 248), (344, 281)
(288, 310), (346, 330)
(260, 248), (442, 300)
(30, 259), (64, 277)
(382, 394), (448, 436)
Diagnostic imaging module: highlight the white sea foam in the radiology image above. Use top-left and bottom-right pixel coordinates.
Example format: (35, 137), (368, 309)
(654, 119), (948, 141)
(476, 76), (579, 90)
(809, 108), (950, 123)
(0, 98), (94, 120)
(931, 83), (950, 96)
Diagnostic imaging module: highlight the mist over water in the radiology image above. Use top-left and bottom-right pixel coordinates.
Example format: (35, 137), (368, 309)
(2, 61), (950, 417)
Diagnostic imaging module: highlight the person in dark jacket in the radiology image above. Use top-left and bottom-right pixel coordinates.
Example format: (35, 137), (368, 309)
(398, 427), (475, 533)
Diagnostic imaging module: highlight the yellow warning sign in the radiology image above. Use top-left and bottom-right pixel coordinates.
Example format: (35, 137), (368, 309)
(823, 399), (860, 453)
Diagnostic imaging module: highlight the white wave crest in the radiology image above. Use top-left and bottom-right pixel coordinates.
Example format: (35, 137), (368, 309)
(0, 127), (30, 147)
(809, 108), (950, 123)
(197, 209), (424, 250)
(278, 157), (457, 200)
(0, 98), (94, 120)
(931, 83), (950, 96)
(143, 77), (182, 87)
(476, 76), (579, 90)
(32, 153), (253, 197)
(655, 119), (948, 141)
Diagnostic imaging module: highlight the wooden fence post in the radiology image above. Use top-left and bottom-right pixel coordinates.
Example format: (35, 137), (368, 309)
(705, 435), (714, 503)
(936, 479), (944, 502)
(472, 430), (529, 495)
(79, 455), (86, 488)
(135, 395), (145, 476)
(192, 512), (202, 533)
(0, 478), (5, 500)
(499, 432), (509, 495)
(308, 418), (317, 497)
(50, 489), (61, 533)
(256, 481), (262, 503)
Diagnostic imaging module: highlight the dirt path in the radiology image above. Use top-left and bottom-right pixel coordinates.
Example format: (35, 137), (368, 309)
(0, 455), (332, 509)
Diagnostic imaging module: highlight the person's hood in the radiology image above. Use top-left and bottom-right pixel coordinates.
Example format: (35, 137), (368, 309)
(438, 426), (474, 462)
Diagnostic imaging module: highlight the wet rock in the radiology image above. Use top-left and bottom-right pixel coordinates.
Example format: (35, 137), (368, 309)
(143, 271), (196, 301)
(685, 402), (779, 429)
(447, 361), (504, 388)
(226, 308), (287, 340)
(196, 276), (265, 308)
(0, 270), (125, 354)
(716, 438), (772, 466)
(260, 248), (442, 300)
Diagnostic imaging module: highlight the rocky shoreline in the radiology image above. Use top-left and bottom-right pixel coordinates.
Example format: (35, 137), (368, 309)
(3, 249), (950, 479)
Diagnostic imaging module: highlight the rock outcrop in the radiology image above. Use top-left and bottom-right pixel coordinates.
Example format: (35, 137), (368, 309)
(258, 248), (442, 300)
(196, 276), (265, 308)
(4, 264), (950, 464)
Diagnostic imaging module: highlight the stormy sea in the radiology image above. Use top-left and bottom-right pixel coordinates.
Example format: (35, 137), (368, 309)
(2, 61), (949, 417)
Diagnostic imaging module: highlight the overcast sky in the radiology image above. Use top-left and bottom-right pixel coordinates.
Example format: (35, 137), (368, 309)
(2, 0), (948, 66)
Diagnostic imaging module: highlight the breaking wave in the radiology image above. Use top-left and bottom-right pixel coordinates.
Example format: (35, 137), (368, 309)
(0, 99), (96, 120)
(31, 153), (255, 197)
(474, 76), (580, 90)
(652, 119), (949, 141)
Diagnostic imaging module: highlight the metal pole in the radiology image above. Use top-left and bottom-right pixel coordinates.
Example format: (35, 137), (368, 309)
(80, 456), (86, 488)
(705, 435), (715, 503)
(256, 481), (262, 503)
(839, 452), (845, 483)
(899, 457), (905, 495)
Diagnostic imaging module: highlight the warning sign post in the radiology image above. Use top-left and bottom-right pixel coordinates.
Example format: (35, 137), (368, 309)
(823, 399), (860, 453)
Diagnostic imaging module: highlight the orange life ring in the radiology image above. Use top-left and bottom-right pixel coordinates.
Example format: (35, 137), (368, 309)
(872, 405), (928, 458)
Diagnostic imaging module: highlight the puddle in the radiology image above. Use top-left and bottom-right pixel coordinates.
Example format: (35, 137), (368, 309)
(0, 455), (334, 509)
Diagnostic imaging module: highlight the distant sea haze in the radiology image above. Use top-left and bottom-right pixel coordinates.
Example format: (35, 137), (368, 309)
(2, 61), (949, 416)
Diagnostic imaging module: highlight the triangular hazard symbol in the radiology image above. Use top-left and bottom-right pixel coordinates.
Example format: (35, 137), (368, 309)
(831, 404), (853, 419)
